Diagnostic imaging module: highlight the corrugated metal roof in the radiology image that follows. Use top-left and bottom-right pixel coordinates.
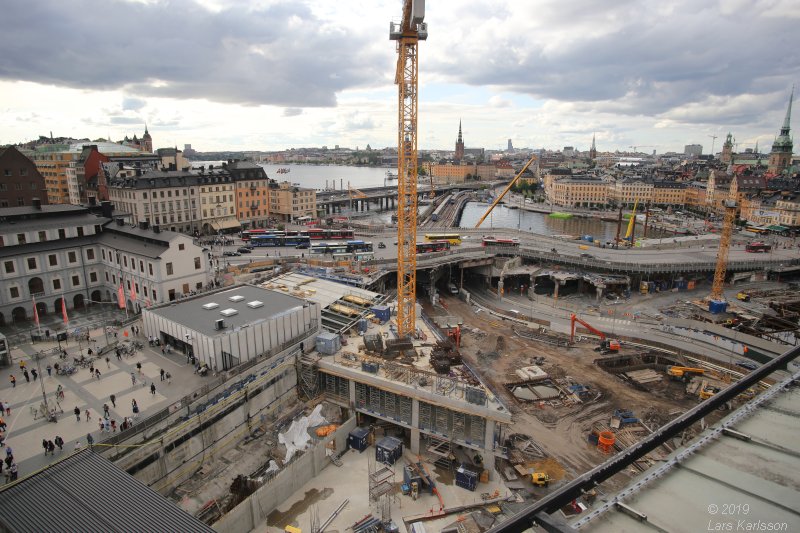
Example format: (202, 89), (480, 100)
(0, 450), (214, 532)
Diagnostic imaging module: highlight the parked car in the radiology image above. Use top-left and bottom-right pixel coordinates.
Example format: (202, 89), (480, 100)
(735, 360), (758, 371)
(223, 251), (241, 257)
(237, 247), (252, 254)
(378, 242), (386, 249)
(295, 243), (310, 249)
(580, 253), (593, 259)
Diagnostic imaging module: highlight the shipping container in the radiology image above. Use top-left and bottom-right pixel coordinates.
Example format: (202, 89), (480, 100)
(315, 331), (341, 355)
(371, 305), (391, 323)
(375, 436), (404, 465)
(361, 361), (379, 374)
(348, 427), (370, 452)
(708, 300), (728, 314)
(455, 466), (478, 491)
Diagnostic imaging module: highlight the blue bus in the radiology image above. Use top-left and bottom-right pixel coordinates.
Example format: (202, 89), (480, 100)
(251, 235), (282, 247)
(346, 240), (373, 253)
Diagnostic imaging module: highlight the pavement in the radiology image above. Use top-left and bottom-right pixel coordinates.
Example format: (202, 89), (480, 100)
(0, 319), (208, 484)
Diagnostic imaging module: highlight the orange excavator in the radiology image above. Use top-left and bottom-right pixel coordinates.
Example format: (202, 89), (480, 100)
(570, 314), (620, 353)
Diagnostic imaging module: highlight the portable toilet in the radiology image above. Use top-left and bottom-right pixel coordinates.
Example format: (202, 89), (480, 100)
(348, 427), (370, 452)
(455, 466), (478, 491)
(375, 436), (404, 465)
(315, 332), (341, 355)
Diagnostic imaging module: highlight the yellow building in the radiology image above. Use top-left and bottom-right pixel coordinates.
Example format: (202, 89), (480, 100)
(777, 199), (800, 227)
(269, 181), (317, 222)
(548, 176), (609, 208)
(609, 179), (653, 207)
(197, 170), (238, 234)
(651, 181), (687, 205)
(430, 163), (473, 184)
(226, 160), (273, 228)
(685, 182), (707, 207)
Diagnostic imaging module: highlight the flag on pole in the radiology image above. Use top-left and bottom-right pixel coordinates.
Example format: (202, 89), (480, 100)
(61, 297), (69, 326)
(33, 296), (40, 327)
(118, 282), (125, 309)
(130, 281), (137, 302)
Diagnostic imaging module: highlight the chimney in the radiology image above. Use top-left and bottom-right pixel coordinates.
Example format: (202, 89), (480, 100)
(152, 225), (160, 233)
(100, 201), (113, 218)
(88, 196), (97, 206)
(139, 221), (149, 230)
(116, 218), (124, 226)
(32, 198), (42, 210)
(169, 162), (177, 171)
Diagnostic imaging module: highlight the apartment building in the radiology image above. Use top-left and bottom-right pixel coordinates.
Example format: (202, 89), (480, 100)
(0, 203), (209, 325)
(225, 160), (273, 228)
(548, 175), (609, 208)
(0, 146), (48, 208)
(268, 181), (317, 222)
(430, 163), (472, 184)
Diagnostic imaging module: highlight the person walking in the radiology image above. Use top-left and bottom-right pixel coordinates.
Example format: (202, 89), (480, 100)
(150, 382), (156, 396)
(103, 404), (109, 418)
(160, 368), (165, 381)
(23, 370), (30, 383)
(95, 368), (101, 380)
(89, 364), (94, 378)
(132, 400), (139, 419)
(110, 394), (116, 408)
(47, 440), (55, 456)
(110, 419), (117, 432)
(74, 406), (81, 422)
(9, 375), (15, 388)
(3, 402), (9, 417)
(136, 362), (142, 375)
(165, 371), (172, 385)
(54, 436), (64, 451)
(18, 360), (26, 372)
(9, 462), (17, 481)
(42, 439), (49, 456)
(46, 364), (52, 377)
(105, 356), (110, 369)
(31, 369), (38, 381)
(85, 409), (91, 422)
(131, 372), (137, 387)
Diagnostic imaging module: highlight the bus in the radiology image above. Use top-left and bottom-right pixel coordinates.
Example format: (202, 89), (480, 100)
(417, 241), (451, 254)
(284, 235), (311, 247)
(250, 235), (283, 247)
(424, 233), (461, 245)
(328, 228), (355, 240)
(346, 240), (373, 253)
(306, 228), (326, 240)
(241, 229), (277, 241)
(482, 237), (520, 247)
(746, 242), (772, 253)
(311, 242), (349, 254)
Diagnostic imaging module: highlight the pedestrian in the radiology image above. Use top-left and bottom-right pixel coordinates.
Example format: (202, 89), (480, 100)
(74, 441), (82, 452)
(31, 369), (38, 381)
(42, 439), (49, 456)
(23, 370), (30, 383)
(89, 364), (94, 377)
(161, 346), (165, 355)
(85, 409), (91, 422)
(47, 440), (55, 456)
(165, 371), (172, 385)
(103, 403), (109, 417)
(0, 417), (5, 431)
(99, 419), (105, 432)
(46, 364), (52, 377)
(18, 360), (26, 371)
(86, 433), (94, 446)
(116, 348), (122, 361)
(104, 418), (111, 432)
(160, 368), (165, 381)
(121, 419), (128, 431)
(9, 462), (17, 481)
(106, 356), (110, 369)
(136, 362), (142, 375)
(87, 348), (93, 357)
(55, 436), (64, 451)
(9, 375), (15, 388)
(110, 394), (116, 408)
(132, 402), (139, 419)
(57, 385), (64, 401)
(95, 369), (101, 379)
(110, 419), (117, 432)
(150, 382), (156, 395)
(131, 372), (137, 386)
(74, 406), (81, 421)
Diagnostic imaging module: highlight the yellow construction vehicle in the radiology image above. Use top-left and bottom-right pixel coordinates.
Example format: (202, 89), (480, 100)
(666, 366), (706, 381)
(736, 292), (751, 302)
(699, 385), (720, 400)
(531, 472), (551, 487)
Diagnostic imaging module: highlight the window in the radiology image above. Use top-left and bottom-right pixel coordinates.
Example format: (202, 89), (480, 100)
(58, 229), (66, 239)
(143, 192), (147, 199)
(27, 257), (36, 269)
(53, 279), (61, 290)
(10, 287), (19, 299)
(17, 233), (26, 245)
(123, 257), (127, 267)
(152, 290), (157, 301)
(4, 261), (14, 274)
(178, 243), (185, 251)
(20, 168), (28, 176)
(148, 263), (153, 276)
(2, 169), (9, 177)
(38, 231), (47, 242)
(68, 251), (77, 263)
(105, 272), (109, 282)
(48, 254), (57, 267)
(94, 225), (101, 234)
(139, 260), (144, 271)
(89, 272), (98, 283)
(71, 275), (80, 286)
(77, 227), (84, 237)
(194, 257), (201, 269)
(166, 262), (174, 275)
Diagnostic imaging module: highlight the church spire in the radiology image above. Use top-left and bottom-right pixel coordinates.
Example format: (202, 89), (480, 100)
(779, 85), (793, 136)
(591, 133), (596, 151)
(457, 119), (463, 143)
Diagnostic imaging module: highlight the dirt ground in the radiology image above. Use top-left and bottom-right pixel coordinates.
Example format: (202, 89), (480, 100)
(427, 296), (708, 492)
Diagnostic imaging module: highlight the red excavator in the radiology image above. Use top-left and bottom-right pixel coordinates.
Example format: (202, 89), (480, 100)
(570, 314), (620, 353)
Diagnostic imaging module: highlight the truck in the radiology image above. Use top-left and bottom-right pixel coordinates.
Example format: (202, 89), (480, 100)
(447, 282), (459, 295)
(736, 292), (751, 302)
(666, 366), (706, 381)
(531, 472), (551, 487)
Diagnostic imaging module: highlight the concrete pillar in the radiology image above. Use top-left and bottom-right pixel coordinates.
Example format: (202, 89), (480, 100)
(348, 378), (356, 406)
(553, 282), (560, 301)
(528, 273), (535, 298)
(498, 278), (504, 300)
(596, 287), (603, 302)
(483, 419), (497, 481)
(411, 398), (420, 454)
(366, 199), (370, 211)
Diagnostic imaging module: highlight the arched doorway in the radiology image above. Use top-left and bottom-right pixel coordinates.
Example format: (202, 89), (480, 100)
(73, 294), (85, 309)
(54, 298), (64, 316)
(127, 299), (135, 313)
(0, 311), (5, 326)
(28, 277), (44, 296)
(105, 290), (112, 302)
(91, 290), (102, 303)
(35, 301), (47, 317)
(11, 307), (26, 323)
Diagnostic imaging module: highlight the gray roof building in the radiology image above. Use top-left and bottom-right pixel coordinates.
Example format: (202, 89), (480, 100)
(0, 449), (214, 533)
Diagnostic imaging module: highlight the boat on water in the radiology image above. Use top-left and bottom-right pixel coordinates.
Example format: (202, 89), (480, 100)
(549, 212), (574, 219)
(277, 168), (290, 174)
(386, 170), (397, 180)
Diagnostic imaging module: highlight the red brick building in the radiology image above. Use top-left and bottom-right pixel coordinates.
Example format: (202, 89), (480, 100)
(0, 146), (49, 207)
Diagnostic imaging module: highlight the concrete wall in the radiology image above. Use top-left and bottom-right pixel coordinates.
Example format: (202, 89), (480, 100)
(213, 416), (358, 533)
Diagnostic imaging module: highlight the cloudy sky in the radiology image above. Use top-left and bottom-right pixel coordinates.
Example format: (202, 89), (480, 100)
(1, 0), (798, 154)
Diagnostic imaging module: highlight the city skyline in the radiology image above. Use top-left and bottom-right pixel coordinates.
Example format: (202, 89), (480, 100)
(1, 0), (798, 153)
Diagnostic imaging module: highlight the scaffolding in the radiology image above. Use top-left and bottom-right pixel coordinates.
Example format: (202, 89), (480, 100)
(296, 352), (320, 400)
(368, 456), (397, 523)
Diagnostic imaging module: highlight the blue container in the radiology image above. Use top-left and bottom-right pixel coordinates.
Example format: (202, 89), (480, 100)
(376, 436), (404, 465)
(371, 305), (391, 323)
(348, 427), (370, 452)
(581, 235), (594, 242)
(361, 362), (379, 374)
(455, 466), (478, 491)
(708, 300), (728, 314)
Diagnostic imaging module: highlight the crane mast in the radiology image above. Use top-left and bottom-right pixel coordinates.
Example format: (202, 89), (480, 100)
(390, 0), (427, 339)
(709, 199), (737, 306)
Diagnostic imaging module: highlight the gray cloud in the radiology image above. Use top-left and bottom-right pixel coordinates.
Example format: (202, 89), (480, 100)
(431, 0), (800, 127)
(0, 0), (389, 108)
(283, 108), (303, 117)
(122, 97), (146, 111)
(109, 116), (143, 125)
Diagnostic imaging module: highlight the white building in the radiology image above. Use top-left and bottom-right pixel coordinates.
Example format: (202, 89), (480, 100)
(142, 285), (321, 371)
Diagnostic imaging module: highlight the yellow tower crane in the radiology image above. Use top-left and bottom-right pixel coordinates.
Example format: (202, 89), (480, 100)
(708, 198), (737, 313)
(390, 0), (427, 339)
